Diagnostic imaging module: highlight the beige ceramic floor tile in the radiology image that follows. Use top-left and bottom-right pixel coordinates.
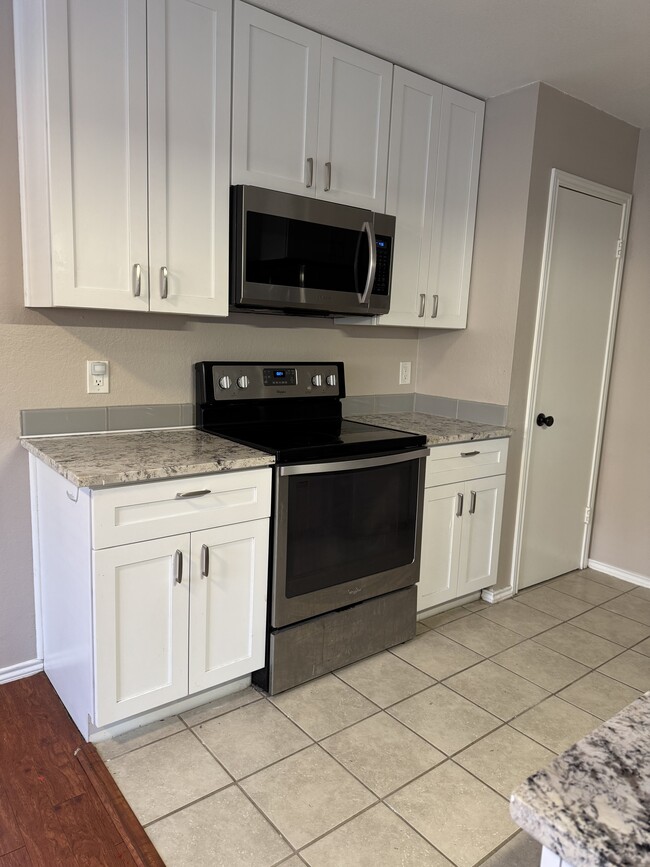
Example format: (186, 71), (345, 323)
(390, 630), (484, 679)
(454, 726), (555, 798)
(630, 585), (650, 602)
(436, 614), (523, 656)
(270, 674), (377, 740)
(550, 573), (623, 605)
(598, 649), (650, 691)
(180, 686), (262, 727)
(388, 684), (500, 755)
(477, 599), (561, 638)
(569, 607), (650, 646)
(445, 660), (549, 721)
(532, 622), (625, 667)
(603, 593), (650, 626)
(146, 785), (291, 867)
(557, 671), (640, 719)
(96, 715), (185, 761)
(195, 700), (311, 779)
(577, 568), (636, 592)
(463, 599), (490, 611)
(492, 641), (589, 691)
(301, 802), (452, 867)
(335, 650), (434, 708)
(241, 745), (375, 850)
(416, 620), (430, 635)
(386, 761), (515, 867)
(421, 606), (471, 629)
(480, 831), (542, 867)
(516, 587), (592, 620)
(321, 712), (444, 797)
(633, 636), (650, 657)
(510, 697), (601, 754)
(107, 730), (231, 824)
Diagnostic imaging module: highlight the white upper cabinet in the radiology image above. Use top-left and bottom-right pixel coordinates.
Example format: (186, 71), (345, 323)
(14, 0), (231, 315)
(363, 76), (484, 329)
(232, 3), (321, 196)
(232, 2), (392, 211)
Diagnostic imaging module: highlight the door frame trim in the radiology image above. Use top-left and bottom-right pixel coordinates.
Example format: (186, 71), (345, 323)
(511, 169), (632, 593)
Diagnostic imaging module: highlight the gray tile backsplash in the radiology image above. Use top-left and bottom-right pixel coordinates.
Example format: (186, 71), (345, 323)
(414, 394), (458, 419)
(20, 407), (108, 437)
(457, 400), (508, 427)
(374, 393), (416, 413)
(107, 404), (183, 431)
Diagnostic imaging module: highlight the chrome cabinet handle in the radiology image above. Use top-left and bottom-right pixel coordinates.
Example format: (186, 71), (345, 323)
(456, 492), (464, 517)
(174, 549), (183, 584)
(418, 294), (426, 318)
(305, 157), (314, 189)
(431, 294), (439, 318)
(160, 266), (168, 299)
(460, 450), (480, 458)
(201, 544), (209, 578)
(469, 490), (477, 515)
(132, 263), (142, 297)
(359, 221), (377, 305)
(324, 161), (332, 192)
(175, 489), (211, 499)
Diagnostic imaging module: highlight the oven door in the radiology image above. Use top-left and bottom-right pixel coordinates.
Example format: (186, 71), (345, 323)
(271, 449), (428, 628)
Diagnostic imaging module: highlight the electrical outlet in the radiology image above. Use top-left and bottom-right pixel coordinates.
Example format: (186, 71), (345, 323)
(87, 360), (109, 394)
(399, 361), (411, 386)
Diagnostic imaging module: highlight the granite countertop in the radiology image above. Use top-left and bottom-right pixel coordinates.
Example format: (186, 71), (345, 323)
(510, 692), (650, 867)
(21, 429), (274, 488)
(348, 411), (512, 445)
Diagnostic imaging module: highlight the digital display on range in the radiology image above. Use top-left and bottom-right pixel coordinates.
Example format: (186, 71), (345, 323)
(263, 367), (297, 386)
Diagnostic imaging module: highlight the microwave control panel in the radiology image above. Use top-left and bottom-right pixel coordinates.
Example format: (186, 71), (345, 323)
(373, 235), (392, 296)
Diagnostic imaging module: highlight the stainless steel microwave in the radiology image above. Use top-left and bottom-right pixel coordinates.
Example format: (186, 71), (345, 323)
(230, 185), (395, 316)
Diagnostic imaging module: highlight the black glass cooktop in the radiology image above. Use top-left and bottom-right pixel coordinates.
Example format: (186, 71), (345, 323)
(202, 418), (426, 464)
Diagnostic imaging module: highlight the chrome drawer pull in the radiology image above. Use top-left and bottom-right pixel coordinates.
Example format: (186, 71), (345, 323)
(456, 492), (464, 517)
(132, 263), (142, 297)
(418, 294), (426, 317)
(460, 450), (480, 458)
(469, 490), (477, 514)
(175, 489), (211, 499)
(160, 265), (168, 299)
(431, 294), (439, 318)
(305, 157), (314, 188)
(324, 161), (332, 192)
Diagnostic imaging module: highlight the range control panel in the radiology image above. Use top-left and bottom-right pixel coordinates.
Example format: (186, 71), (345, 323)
(202, 362), (344, 401)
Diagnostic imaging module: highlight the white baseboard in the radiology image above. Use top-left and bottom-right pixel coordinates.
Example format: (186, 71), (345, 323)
(481, 585), (514, 604)
(587, 559), (650, 589)
(0, 657), (44, 685)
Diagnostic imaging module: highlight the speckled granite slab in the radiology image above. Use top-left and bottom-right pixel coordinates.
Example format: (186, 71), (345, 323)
(510, 692), (650, 867)
(21, 429), (274, 488)
(348, 411), (512, 445)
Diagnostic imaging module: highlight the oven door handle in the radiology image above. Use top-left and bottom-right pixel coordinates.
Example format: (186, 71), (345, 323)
(279, 448), (430, 476)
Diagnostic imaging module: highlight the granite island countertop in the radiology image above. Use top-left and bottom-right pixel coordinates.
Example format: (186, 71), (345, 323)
(348, 411), (512, 445)
(510, 691), (650, 867)
(21, 429), (275, 488)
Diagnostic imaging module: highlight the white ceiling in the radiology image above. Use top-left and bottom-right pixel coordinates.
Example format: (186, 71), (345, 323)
(252, 0), (650, 128)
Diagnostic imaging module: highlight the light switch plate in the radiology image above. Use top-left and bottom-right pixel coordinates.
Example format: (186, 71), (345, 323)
(87, 360), (109, 394)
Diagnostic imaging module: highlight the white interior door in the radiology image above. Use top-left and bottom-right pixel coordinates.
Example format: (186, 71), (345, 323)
(518, 175), (630, 589)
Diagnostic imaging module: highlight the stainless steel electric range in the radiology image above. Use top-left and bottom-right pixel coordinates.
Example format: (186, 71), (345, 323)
(195, 361), (429, 694)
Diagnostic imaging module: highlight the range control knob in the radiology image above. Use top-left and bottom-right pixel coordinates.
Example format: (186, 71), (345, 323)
(311, 374), (323, 387)
(218, 375), (232, 390)
(237, 375), (250, 389)
(326, 374), (337, 387)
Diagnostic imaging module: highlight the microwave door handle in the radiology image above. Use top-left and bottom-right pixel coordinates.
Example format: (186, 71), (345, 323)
(359, 220), (377, 305)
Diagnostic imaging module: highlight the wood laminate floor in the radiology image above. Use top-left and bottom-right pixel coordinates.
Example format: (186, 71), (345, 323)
(0, 673), (164, 866)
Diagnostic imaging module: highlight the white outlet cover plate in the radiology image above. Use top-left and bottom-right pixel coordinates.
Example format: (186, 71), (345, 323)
(87, 360), (109, 394)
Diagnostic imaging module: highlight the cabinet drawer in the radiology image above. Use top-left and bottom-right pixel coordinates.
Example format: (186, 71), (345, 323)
(426, 438), (508, 487)
(91, 468), (272, 549)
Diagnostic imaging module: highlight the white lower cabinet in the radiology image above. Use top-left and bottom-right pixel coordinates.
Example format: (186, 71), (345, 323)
(29, 456), (272, 737)
(418, 440), (508, 612)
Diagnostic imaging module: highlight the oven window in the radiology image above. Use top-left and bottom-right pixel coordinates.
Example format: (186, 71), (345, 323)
(245, 212), (369, 295)
(285, 460), (419, 598)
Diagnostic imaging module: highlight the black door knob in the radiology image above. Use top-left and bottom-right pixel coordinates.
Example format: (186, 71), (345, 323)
(536, 413), (555, 427)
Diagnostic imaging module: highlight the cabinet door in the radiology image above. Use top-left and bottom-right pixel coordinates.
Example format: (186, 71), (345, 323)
(316, 38), (392, 210)
(381, 68), (442, 327)
(418, 483), (462, 612)
(426, 87), (484, 329)
(457, 475), (505, 596)
(231, 2), (320, 195)
(148, 0), (231, 316)
(93, 535), (190, 726)
(44, 0), (149, 310)
(189, 519), (269, 693)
